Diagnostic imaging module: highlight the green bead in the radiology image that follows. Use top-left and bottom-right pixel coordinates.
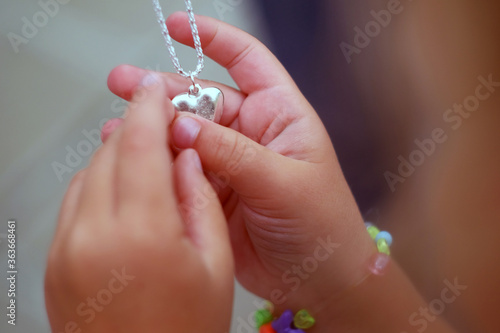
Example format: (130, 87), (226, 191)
(367, 225), (380, 239)
(293, 309), (315, 329)
(255, 309), (273, 328)
(377, 238), (391, 255)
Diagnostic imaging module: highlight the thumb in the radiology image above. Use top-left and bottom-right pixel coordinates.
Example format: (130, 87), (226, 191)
(171, 114), (290, 198)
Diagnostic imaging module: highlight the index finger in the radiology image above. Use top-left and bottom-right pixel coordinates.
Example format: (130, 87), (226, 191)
(166, 12), (296, 94)
(115, 74), (177, 219)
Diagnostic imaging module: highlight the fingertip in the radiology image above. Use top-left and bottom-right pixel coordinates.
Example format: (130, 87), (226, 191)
(166, 12), (211, 45)
(127, 72), (167, 124)
(171, 114), (202, 149)
(107, 64), (129, 89)
(189, 148), (203, 172)
(107, 64), (146, 100)
(166, 11), (188, 27)
(140, 73), (176, 123)
(175, 149), (203, 179)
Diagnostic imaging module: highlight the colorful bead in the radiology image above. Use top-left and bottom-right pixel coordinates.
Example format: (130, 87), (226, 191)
(366, 225), (380, 239)
(375, 231), (393, 246)
(376, 238), (391, 255)
(272, 310), (294, 332)
(293, 309), (315, 329)
(260, 323), (277, 333)
(271, 310), (308, 333)
(365, 222), (392, 256)
(368, 252), (391, 276)
(255, 303), (313, 333)
(255, 309), (273, 328)
(263, 300), (275, 314)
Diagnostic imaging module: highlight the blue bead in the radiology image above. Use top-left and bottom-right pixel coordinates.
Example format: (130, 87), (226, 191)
(375, 231), (393, 247)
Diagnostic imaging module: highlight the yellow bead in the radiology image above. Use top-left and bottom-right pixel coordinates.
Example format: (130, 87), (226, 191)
(367, 226), (380, 239)
(377, 238), (391, 255)
(263, 300), (275, 314)
(293, 309), (315, 329)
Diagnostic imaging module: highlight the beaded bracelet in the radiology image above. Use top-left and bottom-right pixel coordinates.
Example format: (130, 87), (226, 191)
(253, 224), (391, 333)
(255, 301), (315, 333)
(365, 222), (392, 255)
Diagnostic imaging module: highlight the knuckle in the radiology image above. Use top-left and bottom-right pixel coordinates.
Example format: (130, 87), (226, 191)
(61, 224), (105, 272)
(120, 124), (157, 154)
(46, 226), (107, 296)
(213, 131), (247, 168)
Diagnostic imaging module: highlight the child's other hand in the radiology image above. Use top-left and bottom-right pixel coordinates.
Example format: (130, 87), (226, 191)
(106, 14), (376, 314)
(45, 74), (233, 333)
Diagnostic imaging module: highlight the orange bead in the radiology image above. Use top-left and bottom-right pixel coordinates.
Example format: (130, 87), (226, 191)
(259, 323), (277, 333)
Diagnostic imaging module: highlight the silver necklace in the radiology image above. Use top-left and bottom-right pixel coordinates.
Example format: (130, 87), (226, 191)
(152, 0), (223, 122)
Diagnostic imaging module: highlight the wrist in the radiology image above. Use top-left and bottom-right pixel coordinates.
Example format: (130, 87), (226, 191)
(264, 217), (455, 333)
(267, 217), (379, 325)
(306, 258), (456, 333)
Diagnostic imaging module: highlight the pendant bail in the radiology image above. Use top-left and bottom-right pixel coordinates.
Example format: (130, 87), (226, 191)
(188, 84), (201, 96)
(188, 74), (200, 95)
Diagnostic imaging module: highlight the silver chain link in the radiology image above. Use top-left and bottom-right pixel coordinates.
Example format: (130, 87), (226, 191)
(152, 0), (204, 78)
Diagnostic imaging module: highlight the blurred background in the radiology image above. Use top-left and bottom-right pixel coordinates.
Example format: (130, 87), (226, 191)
(1, 0), (499, 332)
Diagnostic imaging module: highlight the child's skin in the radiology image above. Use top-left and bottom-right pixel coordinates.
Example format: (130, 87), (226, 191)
(46, 13), (458, 332)
(45, 76), (234, 333)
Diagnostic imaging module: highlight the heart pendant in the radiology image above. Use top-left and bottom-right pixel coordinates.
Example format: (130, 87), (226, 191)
(172, 84), (223, 122)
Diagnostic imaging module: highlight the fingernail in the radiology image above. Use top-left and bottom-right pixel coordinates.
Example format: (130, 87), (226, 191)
(101, 118), (123, 143)
(102, 118), (123, 132)
(141, 72), (161, 87)
(191, 150), (203, 172)
(172, 116), (201, 148)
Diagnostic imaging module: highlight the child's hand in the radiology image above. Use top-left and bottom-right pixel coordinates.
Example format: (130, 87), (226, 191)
(45, 74), (234, 333)
(106, 14), (376, 316)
